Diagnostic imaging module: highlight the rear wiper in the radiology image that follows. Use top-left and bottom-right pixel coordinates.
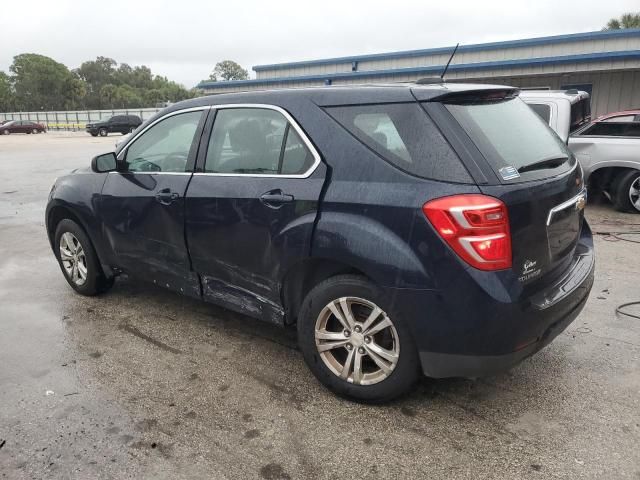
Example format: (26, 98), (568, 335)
(517, 155), (569, 174)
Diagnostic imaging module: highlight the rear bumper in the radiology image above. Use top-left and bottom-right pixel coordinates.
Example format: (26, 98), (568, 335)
(387, 221), (595, 378)
(419, 288), (589, 378)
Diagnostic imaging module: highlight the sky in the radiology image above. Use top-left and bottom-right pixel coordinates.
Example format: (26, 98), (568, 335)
(1, 0), (638, 88)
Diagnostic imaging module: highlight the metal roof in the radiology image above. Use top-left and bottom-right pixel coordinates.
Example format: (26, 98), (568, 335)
(198, 49), (640, 90)
(252, 28), (640, 72)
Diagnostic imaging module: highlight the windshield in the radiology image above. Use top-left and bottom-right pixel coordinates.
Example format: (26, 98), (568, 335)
(2, 121), (15, 126)
(445, 97), (575, 182)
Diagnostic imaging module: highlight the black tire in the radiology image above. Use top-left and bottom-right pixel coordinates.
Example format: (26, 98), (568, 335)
(298, 274), (420, 403)
(99, 128), (108, 137)
(54, 219), (114, 296)
(26, 130), (31, 134)
(32, 128), (38, 134)
(128, 127), (135, 134)
(612, 169), (640, 213)
(2, 130), (9, 135)
(90, 132), (98, 137)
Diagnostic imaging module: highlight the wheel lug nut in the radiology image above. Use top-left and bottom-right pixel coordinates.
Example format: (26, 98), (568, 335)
(354, 325), (362, 333)
(346, 343), (353, 350)
(358, 347), (365, 354)
(364, 336), (371, 344)
(344, 330), (351, 337)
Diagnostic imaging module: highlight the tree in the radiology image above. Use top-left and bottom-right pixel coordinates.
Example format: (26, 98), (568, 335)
(75, 57), (117, 108)
(10, 53), (84, 110)
(604, 12), (640, 30)
(2, 53), (195, 111)
(209, 60), (249, 81)
(0, 72), (13, 112)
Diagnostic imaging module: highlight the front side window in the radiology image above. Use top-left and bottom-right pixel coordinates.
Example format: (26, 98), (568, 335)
(580, 121), (640, 137)
(205, 108), (314, 175)
(124, 111), (202, 172)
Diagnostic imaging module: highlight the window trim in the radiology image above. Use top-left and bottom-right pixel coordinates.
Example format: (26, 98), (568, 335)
(195, 104), (322, 179)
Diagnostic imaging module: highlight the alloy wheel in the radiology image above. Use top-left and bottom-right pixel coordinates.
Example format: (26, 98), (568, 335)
(629, 176), (640, 212)
(314, 297), (399, 385)
(59, 232), (88, 286)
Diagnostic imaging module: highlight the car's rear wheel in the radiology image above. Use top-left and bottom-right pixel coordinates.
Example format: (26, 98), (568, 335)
(2, 130), (8, 135)
(298, 275), (419, 403)
(612, 169), (640, 213)
(128, 127), (135, 134)
(32, 128), (39, 134)
(99, 128), (108, 137)
(54, 219), (114, 296)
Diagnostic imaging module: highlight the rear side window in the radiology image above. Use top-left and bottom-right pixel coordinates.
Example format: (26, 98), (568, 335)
(529, 103), (551, 123)
(446, 97), (574, 182)
(580, 121), (640, 137)
(326, 103), (471, 182)
(205, 108), (315, 175)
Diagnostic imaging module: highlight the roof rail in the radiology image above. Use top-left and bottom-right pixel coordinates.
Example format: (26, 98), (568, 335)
(415, 77), (445, 85)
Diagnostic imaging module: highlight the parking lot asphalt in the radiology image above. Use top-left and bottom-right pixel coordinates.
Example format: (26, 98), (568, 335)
(0, 132), (639, 479)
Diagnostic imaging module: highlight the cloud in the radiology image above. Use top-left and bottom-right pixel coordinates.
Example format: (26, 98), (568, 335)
(1, 0), (637, 87)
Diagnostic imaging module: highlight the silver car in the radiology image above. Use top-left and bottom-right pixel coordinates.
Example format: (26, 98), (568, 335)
(521, 91), (640, 213)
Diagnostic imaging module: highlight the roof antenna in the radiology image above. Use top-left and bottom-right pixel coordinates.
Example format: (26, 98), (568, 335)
(440, 43), (460, 79)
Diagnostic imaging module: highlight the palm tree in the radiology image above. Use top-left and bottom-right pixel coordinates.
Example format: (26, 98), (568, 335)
(604, 12), (640, 30)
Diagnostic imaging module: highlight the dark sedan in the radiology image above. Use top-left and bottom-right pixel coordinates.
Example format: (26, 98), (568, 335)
(0, 120), (47, 135)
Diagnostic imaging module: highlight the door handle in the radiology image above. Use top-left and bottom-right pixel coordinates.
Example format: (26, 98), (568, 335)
(259, 190), (294, 208)
(155, 188), (180, 205)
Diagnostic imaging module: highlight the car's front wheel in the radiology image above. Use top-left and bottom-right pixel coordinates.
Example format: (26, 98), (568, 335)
(32, 128), (39, 134)
(298, 275), (420, 402)
(54, 219), (114, 295)
(612, 169), (640, 213)
(2, 130), (9, 135)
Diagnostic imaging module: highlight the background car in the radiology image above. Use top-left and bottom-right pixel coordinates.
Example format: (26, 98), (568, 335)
(523, 91), (640, 213)
(85, 115), (142, 137)
(0, 120), (47, 135)
(570, 111), (640, 213)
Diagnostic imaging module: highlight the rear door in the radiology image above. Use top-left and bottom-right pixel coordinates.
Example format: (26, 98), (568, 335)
(185, 105), (325, 322)
(110, 116), (127, 134)
(423, 92), (586, 284)
(99, 107), (209, 296)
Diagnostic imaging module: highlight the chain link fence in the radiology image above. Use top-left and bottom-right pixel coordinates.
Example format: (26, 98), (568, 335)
(0, 108), (164, 131)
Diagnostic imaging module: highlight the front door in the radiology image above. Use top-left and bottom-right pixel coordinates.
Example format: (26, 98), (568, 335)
(185, 106), (325, 323)
(99, 108), (209, 297)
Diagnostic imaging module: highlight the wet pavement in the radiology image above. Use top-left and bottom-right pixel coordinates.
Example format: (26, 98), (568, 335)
(1, 132), (639, 479)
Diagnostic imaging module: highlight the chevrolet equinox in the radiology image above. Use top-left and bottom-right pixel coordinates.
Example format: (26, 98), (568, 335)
(46, 82), (595, 402)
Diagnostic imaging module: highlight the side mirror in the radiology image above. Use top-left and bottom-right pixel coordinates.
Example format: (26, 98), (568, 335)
(91, 152), (118, 173)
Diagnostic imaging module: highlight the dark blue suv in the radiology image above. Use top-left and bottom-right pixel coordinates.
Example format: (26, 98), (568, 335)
(46, 82), (594, 402)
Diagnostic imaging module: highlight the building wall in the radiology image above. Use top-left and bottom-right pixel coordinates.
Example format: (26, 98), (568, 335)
(199, 68), (640, 116)
(255, 35), (640, 80)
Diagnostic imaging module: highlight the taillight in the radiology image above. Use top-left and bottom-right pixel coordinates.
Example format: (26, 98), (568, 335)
(422, 194), (512, 271)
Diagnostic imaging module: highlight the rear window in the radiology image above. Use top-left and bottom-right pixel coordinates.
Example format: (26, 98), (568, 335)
(325, 103), (471, 182)
(445, 97), (575, 182)
(570, 98), (591, 132)
(529, 103), (551, 123)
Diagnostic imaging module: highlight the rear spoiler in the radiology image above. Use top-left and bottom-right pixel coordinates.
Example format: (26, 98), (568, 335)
(413, 87), (520, 103)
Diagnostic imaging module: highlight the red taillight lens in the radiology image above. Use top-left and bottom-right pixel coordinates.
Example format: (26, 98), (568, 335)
(422, 194), (512, 271)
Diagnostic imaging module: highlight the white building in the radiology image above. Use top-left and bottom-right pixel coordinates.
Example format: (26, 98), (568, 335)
(198, 29), (640, 116)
